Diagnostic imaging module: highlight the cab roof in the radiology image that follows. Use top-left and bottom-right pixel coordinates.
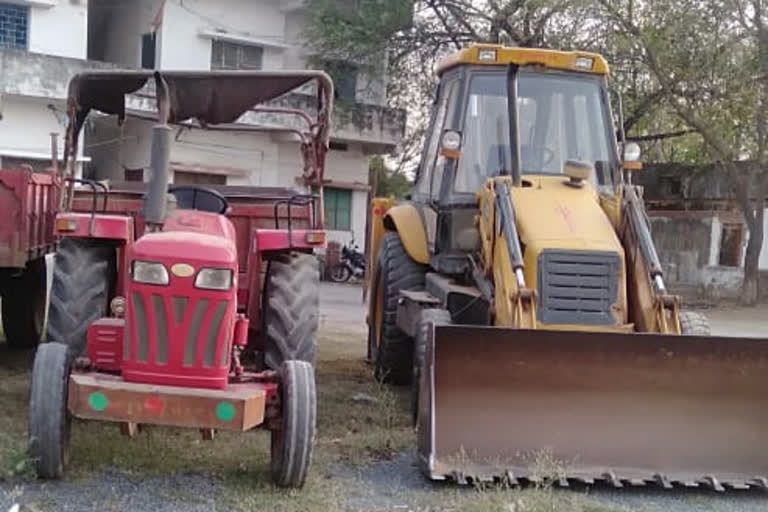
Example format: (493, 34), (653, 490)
(436, 44), (609, 76)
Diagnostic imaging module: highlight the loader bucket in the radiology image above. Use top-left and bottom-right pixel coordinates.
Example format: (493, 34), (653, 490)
(417, 325), (768, 490)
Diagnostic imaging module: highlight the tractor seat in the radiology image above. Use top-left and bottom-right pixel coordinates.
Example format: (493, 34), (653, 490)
(168, 186), (229, 214)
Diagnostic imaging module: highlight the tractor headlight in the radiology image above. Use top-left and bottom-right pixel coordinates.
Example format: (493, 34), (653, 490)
(132, 261), (170, 286)
(195, 268), (233, 291)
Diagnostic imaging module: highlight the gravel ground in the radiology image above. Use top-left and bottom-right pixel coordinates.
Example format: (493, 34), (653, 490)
(3, 285), (768, 512)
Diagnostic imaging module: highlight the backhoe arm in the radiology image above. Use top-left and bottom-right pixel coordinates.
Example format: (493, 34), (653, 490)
(621, 185), (681, 333)
(477, 178), (536, 328)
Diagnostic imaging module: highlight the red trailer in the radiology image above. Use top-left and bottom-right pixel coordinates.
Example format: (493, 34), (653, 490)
(0, 166), (60, 347)
(29, 70), (333, 488)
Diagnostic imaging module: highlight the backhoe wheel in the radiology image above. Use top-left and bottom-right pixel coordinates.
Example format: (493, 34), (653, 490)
(2, 257), (47, 349)
(271, 360), (316, 489)
(264, 253), (319, 370)
(47, 238), (115, 356)
(369, 232), (426, 385)
(412, 309), (452, 425)
(29, 342), (71, 479)
(679, 311), (711, 336)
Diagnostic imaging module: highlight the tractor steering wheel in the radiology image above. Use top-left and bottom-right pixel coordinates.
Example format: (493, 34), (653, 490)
(168, 186), (230, 214)
(521, 145), (556, 171)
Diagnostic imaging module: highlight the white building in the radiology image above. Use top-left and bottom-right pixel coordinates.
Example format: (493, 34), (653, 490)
(0, 0), (90, 173)
(0, 0), (406, 248)
(85, 0), (404, 247)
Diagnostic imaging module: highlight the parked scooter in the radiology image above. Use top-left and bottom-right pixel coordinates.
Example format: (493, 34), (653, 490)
(329, 241), (366, 283)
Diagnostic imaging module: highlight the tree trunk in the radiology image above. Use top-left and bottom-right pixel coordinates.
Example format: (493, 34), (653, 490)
(741, 198), (765, 306)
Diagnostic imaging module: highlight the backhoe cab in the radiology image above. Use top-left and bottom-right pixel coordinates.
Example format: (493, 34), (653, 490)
(368, 44), (768, 489)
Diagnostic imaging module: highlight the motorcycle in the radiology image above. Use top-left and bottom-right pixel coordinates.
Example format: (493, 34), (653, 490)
(329, 242), (366, 283)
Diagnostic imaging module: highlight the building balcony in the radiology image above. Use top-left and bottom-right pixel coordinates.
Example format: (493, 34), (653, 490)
(0, 48), (115, 100)
(0, 49), (406, 152)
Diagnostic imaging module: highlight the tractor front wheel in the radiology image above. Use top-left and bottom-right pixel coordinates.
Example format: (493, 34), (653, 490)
(47, 238), (115, 356)
(270, 360), (316, 488)
(2, 257), (47, 349)
(28, 342), (71, 479)
(263, 253), (319, 370)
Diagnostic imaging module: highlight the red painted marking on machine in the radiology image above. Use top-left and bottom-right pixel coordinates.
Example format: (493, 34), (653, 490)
(557, 204), (577, 233)
(144, 395), (165, 415)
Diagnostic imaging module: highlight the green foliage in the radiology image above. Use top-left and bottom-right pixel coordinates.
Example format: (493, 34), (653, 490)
(370, 155), (411, 199)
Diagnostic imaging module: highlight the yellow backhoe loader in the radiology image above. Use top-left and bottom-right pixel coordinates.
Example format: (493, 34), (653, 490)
(367, 44), (768, 490)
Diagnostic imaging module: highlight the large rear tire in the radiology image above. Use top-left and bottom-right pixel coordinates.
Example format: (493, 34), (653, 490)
(2, 257), (47, 349)
(28, 342), (71, 479)
(270, 360), (316, 488)
(679, 311), (711, 336)
(47, 238), (115, 356)
(412, 309), (452, 425)
(264, 253), (319, 370)
(369, 232), (426, 385)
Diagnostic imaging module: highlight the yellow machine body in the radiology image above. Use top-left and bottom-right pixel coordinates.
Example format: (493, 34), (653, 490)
(366, 44), (768, 489)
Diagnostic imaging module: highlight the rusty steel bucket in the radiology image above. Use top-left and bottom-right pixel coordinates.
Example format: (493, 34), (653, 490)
(417, 325), (768, 490)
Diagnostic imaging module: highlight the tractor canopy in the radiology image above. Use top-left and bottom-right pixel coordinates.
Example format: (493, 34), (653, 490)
(62, 70), (334, 190)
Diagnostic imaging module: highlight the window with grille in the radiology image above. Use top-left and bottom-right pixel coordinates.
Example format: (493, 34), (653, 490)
(324, 187), (352, 231)
(211, 40), (263, 70)
(0, 3), (28, 50)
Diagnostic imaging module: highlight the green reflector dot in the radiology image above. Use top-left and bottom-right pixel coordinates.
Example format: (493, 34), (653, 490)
(215, 402), (236, 422)
(88, 392), (109, 412)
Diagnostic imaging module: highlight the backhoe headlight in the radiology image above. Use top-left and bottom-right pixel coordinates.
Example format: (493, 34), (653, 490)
(195, 268), (233, 291)
(574, 57), (594, 70)
(132, 261), (169, 286)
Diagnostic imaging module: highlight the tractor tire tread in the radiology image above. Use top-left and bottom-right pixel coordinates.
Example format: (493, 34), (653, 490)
(46, 238), (115, 356)
(374, 232), (426, 385)
(679, 311), (711, 336)
(28, 342), (71, 479)
(271, 360), (316, 488)
(264, 253), (319, 370)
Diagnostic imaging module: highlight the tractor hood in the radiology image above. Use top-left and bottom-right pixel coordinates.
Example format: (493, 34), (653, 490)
(132, 211), (237, 267)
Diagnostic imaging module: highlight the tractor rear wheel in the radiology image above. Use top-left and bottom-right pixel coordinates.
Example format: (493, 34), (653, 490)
(270, 360), (316, 488)
(28, 342), (71, 479)
(263, 253), (319, 370)
(2, 257), (47, 349)
(47, 238), (115, 356)
(369, 232), (426, 385)
(679, 311), (711, 336)
(412, 309), (452, 425)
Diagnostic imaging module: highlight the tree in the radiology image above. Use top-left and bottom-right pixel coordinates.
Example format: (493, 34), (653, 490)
(370, 155), (412, 199)
(597, 0), (767, 304)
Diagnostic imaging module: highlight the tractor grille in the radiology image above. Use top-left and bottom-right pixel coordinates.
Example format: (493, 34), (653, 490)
(123, 291), (233, 389)
(537, 250), (619, 326)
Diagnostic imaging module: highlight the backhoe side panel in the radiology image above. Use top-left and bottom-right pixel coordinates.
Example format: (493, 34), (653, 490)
(419, 325), (768, 488)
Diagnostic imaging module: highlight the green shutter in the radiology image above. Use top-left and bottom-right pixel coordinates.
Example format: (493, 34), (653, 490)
(323, 188), (352, 231)
(335, 189), (352, 231)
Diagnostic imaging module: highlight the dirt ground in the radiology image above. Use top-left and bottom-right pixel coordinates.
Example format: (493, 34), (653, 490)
(2, 283), (768, 511)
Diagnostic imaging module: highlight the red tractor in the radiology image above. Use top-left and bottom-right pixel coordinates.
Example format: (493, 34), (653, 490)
(28, 70), (333, 488)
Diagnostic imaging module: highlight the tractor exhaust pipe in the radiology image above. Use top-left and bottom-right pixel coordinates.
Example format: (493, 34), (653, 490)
(144, 73), (172, 233)
(143, 124), (172, 232)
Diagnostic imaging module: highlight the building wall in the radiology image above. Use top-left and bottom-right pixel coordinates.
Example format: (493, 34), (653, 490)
(28, 1), (88, 59)
(0, 96), (67, 159)
(159, 0), (287, 71)
(95, 0), (162, 67)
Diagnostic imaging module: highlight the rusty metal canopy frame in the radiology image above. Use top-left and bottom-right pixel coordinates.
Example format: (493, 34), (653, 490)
(62, 70), (334, 191)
